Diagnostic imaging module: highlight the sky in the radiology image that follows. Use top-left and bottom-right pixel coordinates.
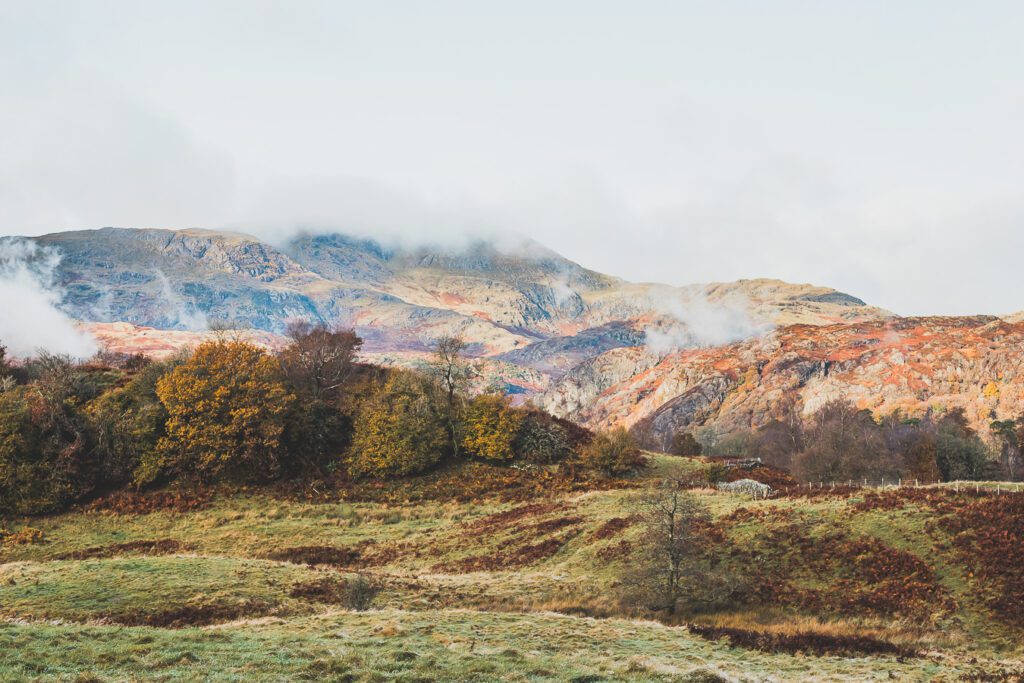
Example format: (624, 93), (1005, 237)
(1, 1), (1023, 316)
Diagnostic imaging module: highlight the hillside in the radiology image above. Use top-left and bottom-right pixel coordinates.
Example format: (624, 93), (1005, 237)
(541, 316), (1024, 443)
(1, 456), (1022, 681)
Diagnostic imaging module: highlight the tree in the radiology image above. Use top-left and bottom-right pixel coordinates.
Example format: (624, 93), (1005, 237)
(933, 410), (989, 481)
(89, 360), (177, 487)
(347, 371), (447, 478)
(990, 418), (1021, 481)
(279, 322), (362, 403)
(154, 341), (295, 482)
(461, 393), (522, 461)
(670, 430), (702, 456)
(278, 323), (363, 473)
(513, 409), (585, 464)
(0, 356), (99, 515)
(629, 481), (715, 616)
(793, 400), (894, 482)
(579, 427), (645, 476)
(426, 335), (472, 459)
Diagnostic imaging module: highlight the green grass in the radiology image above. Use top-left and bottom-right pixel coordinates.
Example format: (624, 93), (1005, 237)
(0, 609), (978, 682)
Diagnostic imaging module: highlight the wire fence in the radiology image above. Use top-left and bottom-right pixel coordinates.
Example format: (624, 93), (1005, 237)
(773, 478), (1024, 498)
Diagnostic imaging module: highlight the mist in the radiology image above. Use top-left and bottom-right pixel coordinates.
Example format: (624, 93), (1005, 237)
(643, 291), (771, 355)
(0, 238), (98, 358)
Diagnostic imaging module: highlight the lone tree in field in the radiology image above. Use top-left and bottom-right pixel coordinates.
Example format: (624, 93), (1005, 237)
(629, 480), (714, 616)
(427, 334), (473, 458)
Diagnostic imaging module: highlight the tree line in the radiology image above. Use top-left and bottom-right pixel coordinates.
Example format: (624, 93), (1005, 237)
(0, 327), (643, 516)
(653, 398), (1019, 483)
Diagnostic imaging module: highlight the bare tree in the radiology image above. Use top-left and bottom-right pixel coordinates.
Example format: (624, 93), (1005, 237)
(427, 334), (472, 458)
(279, 321), (362, 403)
(629, 480), (714, 616)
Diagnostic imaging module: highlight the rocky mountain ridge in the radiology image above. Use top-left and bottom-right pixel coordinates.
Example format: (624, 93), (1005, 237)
(25, 227), (1024, 440)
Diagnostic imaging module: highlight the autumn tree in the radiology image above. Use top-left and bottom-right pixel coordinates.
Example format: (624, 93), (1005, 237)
(793, 400), (895, 482)
(90, 359), (178, 487)
(670, 430), (702, 456)
(0, 355), (100, 514)
(279, 321), (362, 403)
(461, 392), (523, 461)
(347, 371), (447, 478)
(990, 418), (1022, 481)
(513, 409), (588, 464)
(154, 341), (295, 483)
(278, 322), (363, 472)
(426, 335), (472, 458)
(579, 427), (645, 476)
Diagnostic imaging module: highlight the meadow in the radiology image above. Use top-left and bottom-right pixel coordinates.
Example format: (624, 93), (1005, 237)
(1, 455), (1022, 682)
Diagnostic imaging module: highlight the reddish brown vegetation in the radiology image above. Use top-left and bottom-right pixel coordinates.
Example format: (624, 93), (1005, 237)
(83, 489), (213, 515)
(596, 539), (633, 561)
(723, 515), (953, 619)
(591, 517), (635, 540)
(289, 577), (348, 603)
(55, 539), (191, 560)
(940, 495), (1024, 625)
(263, 544), (366, 567)
(105, 601), (274, 627)
(687, 624), (917, 658)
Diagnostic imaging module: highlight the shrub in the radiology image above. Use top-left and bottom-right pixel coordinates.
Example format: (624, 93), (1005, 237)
(514, 410), (578, 464)
(461, 393), (522, 462)
(154, 341), (295, 483)
(343, 574), (378, 611)
(88, 360), (177, 487)
(347, 372), (447, 478)
(579, 427), (645, 476)
(671, 430), (702, 456)
(0, 357), (100, 515)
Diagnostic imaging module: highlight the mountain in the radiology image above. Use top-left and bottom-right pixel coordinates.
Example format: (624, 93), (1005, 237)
(28, 226), (1024, 439)
(539, 316), (1024, 444)
(38, 227), (887, 354)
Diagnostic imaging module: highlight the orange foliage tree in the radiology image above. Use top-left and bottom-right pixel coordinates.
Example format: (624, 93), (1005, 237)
(152, 341), (295, 483)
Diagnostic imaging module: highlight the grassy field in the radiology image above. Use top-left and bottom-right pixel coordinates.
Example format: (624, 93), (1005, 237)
(1, 455), (1022, 681)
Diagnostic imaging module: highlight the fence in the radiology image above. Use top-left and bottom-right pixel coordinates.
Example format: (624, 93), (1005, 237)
(774, 478), (1024, 497)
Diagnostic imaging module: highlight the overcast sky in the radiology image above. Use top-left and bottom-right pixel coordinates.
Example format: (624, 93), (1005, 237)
(2, 1), (1022, 315)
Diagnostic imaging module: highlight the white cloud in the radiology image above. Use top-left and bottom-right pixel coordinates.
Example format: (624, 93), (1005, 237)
(0, 238), (97, 358)
(0, 2), (1022, 317)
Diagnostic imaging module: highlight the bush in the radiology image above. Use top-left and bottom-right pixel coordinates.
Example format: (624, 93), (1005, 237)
(88, 360), (177, 487)
(154, 341), (295, 483)
(579, 427), (645, 476)
(671, 430), (702, 456)
(461, 393), (522, 462)
(343, 574), (378, 611)
(347, 371), (447, 478)
(0, 357), (100, 515)
(513, 410), (580, 464)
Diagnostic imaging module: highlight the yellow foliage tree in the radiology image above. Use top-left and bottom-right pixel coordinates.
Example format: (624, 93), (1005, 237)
(153, 341), (295, 482)
(461, 393), (523, 461)
(348, 372), (447, 478)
